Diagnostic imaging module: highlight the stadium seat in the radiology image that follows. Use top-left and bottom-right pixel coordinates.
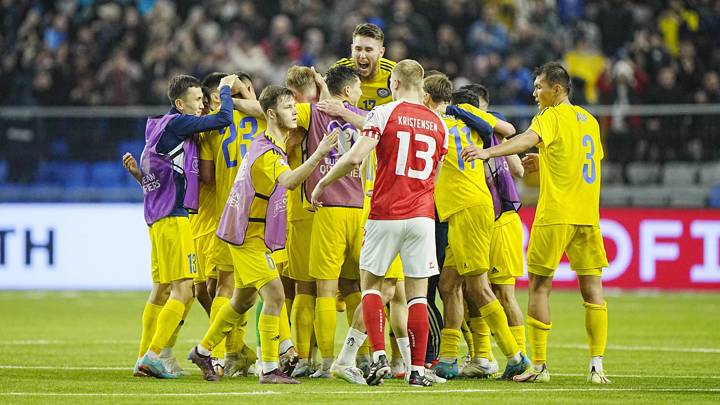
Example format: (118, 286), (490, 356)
(0, 160), (7, 184)
(117, 139), (144, 162)
(630, 187), (670, 207)
(601, 162), (623, 185)
(699, 162), (720, 186)
(662, 162), (699, 185)
(667, 186), (708, 208)
(49, 139), (71, 160)
(600, 185), (629, 206)
(627, 162), (662, 185)
(59, 162), (91, 188)
(709, 185), (720, 208)
(89, 161), (126, 188)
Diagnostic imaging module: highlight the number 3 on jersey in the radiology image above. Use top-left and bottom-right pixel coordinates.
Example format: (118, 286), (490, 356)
(582, 134), (596, 184)
(395, 131), (436, 180)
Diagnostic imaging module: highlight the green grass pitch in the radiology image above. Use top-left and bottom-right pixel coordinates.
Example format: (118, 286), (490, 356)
(0, 290), (718, 404)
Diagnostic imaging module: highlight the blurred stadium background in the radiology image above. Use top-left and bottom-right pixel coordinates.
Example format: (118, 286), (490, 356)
(0, 0), (719, 290)
(0, 1), (718, 403)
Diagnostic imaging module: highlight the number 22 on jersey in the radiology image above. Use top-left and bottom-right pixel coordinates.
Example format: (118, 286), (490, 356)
(395, 131), (437, 180)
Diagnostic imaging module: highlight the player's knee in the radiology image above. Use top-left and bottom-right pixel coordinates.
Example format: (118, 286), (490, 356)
(578, 275), (604, 304)
(438, 275), (459, 299)
(338, 278), (360, 296)
(315, 279), (337, 297)
(295, 281), (316, 296)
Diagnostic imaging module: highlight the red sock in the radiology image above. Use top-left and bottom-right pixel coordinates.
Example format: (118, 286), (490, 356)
(361, 290), (385, 353)
(407, 297), (429, 367)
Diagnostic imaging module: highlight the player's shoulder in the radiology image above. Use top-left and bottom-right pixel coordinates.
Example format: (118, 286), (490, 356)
(572, 105), (598, 125)
(379, 58), (396, 74)
(334, 57), (355, 68)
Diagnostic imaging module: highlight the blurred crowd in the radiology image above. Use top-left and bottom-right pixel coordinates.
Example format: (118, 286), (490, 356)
(2, 0), (720, 107)
(1, 0), (720, 188)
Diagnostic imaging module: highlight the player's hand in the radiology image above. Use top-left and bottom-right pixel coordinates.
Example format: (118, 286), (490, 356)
(317, 128), (340, 155)
(365, 189), (373, 198)
(311, 66), (325, 86)
(310, 182), (326, 209)
(316, 99), (346, 118)
(521, 153), (539, 173)
(460, 145), (489, 162)
(219, 74), (239, 90)
(122, 152), (138, 172)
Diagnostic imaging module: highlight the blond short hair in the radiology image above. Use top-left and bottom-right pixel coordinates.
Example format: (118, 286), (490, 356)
(392, 59), (424, 89)
(285, 66), (316, 92)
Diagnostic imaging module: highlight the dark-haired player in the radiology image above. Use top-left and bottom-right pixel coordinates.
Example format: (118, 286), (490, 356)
(461, 62), (610, 384)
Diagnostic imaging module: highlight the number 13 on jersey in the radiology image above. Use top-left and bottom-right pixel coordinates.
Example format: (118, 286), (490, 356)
(395, 131), (437, 180)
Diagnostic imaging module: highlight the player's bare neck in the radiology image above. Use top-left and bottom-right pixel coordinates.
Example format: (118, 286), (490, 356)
(552, 95), (571, 107)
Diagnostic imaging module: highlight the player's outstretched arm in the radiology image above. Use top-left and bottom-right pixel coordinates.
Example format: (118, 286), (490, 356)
(461, 129), (540, 162)
(277, 128), (339, 190)
(122, 152), (142, 184)
(493, 119), (516, 138)
(311, 135), (377, 207)
(506, 154), (524, 178)
(315, 100), (366, 129)
(232, 99), (263, 117)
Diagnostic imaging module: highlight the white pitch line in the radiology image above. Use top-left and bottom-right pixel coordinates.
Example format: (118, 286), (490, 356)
(551, 343), (720, 354)
(1, 365), (719, 380)
(1, 388), (719, 397)
(4, 340), (719, 354)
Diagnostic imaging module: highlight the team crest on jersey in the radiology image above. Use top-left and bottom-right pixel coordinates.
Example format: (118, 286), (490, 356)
(377, 88), (390, 98)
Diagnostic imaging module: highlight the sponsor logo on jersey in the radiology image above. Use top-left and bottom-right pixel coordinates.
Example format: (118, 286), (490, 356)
(377, 88), (390, 98)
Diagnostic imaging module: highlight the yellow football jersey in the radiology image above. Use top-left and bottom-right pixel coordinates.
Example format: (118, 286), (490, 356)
(435, 103), (494, 221)
(529, 104), (603, 226)
(290, 103), (316, 220)
(334, 57), (396, 111)
(207, 110), (267, 218)
(244, 132), (291, 249)
(190, 131), (218, 238)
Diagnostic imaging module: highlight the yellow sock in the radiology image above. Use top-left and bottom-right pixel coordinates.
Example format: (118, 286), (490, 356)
(584, 301), (608, 357)
(314, 297), (336, 359)
(148, 299), (185, 354)
(438, 328), (462, 362)
(138, 302), (163, 358)
(480, 299), (519, 359)
(166, 299), (193, 349)
(527, 316), (552, 365)
(259, 313), (280, 363)
(200, 302), (242, 351)
(279, 302), (291, 344)
(469, 317), (491, 359)
(344, 292), (361, 327)
(510, 325), (527, 355)
(291, 294), (315, 358)
(210, 297), (230, 358)
(225, 310), (249, 354)
(461, 320), (474, 357)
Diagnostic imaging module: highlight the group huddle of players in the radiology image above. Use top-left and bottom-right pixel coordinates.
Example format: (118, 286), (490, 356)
(123, 22), (611, 387)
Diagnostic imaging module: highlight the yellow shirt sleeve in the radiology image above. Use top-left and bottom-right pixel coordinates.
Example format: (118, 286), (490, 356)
(296, 103), (312, 131)
(529, 109), (559, 146)
(459, 104), (498, 128)
(251, 150), (291, 195)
